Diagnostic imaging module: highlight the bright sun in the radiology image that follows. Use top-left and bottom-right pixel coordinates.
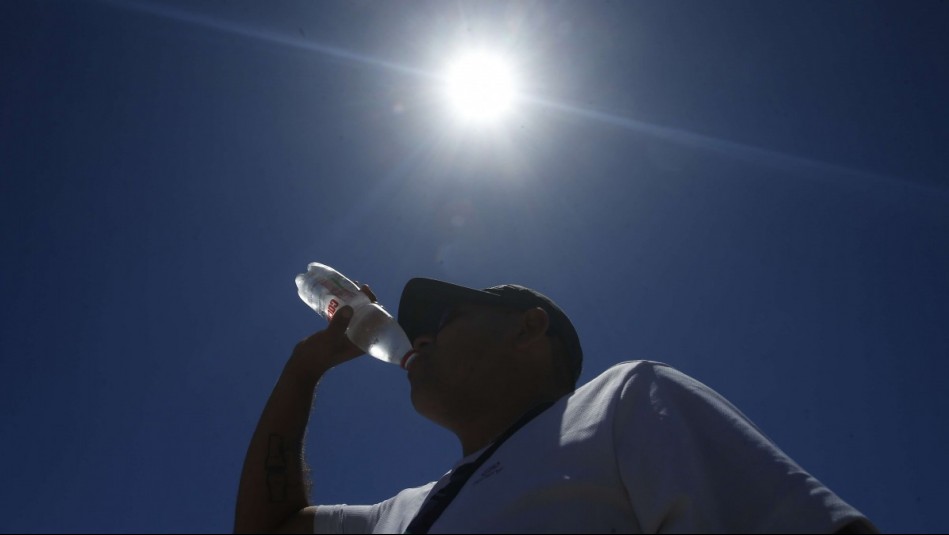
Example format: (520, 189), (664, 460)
(444, 52), (517, 123)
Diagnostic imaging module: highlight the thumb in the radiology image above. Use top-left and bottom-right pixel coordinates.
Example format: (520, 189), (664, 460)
(327, 305), (353, 335)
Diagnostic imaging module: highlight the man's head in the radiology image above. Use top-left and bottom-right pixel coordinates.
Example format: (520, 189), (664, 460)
(398, 278), (582, 432)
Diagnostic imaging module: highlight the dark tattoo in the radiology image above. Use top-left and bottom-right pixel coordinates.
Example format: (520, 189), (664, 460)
(265, 434), (289, 502)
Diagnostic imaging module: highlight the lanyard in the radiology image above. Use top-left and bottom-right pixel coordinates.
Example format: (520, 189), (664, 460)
(403, 401), (555, 534)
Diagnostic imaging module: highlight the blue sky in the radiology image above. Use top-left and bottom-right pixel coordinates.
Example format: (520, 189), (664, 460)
(2, 1), (947, 532)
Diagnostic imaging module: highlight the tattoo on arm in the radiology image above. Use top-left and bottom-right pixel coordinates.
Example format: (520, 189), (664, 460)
(265, 434), (289, 502)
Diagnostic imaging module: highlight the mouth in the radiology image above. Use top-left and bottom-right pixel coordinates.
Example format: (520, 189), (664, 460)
(405, 351), (430, 379)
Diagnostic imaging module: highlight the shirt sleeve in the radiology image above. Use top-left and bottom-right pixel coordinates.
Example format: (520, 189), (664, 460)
(312, 482), (437, 534)
(314, 504), (380, 534)
(613, 362), (877, 533)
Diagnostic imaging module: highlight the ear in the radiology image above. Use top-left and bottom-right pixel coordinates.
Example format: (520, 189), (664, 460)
(514, 307), (550, 349)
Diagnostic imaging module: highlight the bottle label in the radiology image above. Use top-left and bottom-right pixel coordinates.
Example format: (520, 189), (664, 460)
(297, 264), (368, 323)
(326, 298), (340, 319)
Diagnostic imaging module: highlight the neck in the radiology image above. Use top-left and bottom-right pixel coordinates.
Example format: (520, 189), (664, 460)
(453, 396), (555, 456)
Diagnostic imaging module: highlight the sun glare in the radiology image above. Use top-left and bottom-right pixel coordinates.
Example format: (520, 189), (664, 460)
(444, 52), (517, 123)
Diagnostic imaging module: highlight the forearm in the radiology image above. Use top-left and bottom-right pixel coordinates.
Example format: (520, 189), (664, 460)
(234, 354), (328, 533)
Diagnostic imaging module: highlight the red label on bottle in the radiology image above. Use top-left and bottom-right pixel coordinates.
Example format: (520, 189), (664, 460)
(326, 298), (339, 319)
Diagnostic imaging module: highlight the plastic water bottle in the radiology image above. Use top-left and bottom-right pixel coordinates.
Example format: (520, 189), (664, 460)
(294, 263), (417, 369)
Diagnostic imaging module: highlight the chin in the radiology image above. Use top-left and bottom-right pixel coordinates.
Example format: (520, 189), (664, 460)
(409, 387), (449, 426)
(408, 384), (426, 414)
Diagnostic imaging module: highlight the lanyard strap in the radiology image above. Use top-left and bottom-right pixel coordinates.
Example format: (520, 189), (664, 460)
(403, 401), (554, 534)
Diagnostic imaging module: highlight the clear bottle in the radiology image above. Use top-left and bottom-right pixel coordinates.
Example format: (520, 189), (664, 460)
(294, 263), (417, 369)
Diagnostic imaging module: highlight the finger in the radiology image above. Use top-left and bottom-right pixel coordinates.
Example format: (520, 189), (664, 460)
(360, 284), (378, 303)
(327, 305), (353, 334)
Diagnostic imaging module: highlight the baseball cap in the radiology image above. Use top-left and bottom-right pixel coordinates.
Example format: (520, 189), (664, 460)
(397, 278), (583, 383)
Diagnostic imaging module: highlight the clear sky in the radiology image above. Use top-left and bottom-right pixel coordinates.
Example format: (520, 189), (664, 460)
(2, 1), (947, 533)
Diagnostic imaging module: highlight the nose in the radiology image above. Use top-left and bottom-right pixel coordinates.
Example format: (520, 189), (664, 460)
(412, 334), (434, 352)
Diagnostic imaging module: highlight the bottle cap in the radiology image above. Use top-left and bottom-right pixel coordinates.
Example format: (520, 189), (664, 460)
(400, 350), (418, 370)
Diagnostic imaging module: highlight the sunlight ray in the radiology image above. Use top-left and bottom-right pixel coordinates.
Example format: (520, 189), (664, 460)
(103, 0), (435, 80)
(103, 0), (944, 197)
(524, 96), (946, 196)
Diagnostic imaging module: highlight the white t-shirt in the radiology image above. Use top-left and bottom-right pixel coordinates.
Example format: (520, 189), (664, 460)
(314, 361), (876, 533)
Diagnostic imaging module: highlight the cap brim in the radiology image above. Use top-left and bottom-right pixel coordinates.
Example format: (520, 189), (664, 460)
(398, 277), (583, 384)
(398, 278), (506, 343)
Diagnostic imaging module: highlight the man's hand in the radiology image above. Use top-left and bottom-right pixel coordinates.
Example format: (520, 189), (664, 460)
(287, 284), (378, 378)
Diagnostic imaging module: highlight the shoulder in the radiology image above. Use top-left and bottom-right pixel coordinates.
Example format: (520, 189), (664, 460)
(583, 360), (719, 396)
(587, 359), (678, 379)
(576, 360), (685, 395)
(569, 360), (743, 428)
(564, 360), (673, 407)
(557, 360), (684, 431)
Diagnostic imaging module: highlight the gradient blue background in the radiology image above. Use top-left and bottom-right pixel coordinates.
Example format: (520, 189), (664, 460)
(2, 1), (947, 532)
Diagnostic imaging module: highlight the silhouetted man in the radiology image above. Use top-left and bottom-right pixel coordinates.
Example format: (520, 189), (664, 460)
(236, 278), (876, 533)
